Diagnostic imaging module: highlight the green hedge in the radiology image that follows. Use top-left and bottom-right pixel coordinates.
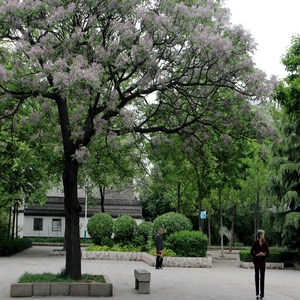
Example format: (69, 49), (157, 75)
(152, 212), (193, 241)
(87, 213), (114, 245)
(113, 215), (137, 244)
(29, 237), (64, 243)
(239, 250), (289, 262)
(165, 230), (208, 257)
(0, 238), (32, 256)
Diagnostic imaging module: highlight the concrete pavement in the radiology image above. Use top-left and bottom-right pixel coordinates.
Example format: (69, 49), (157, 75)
(0, 246), (299, 300)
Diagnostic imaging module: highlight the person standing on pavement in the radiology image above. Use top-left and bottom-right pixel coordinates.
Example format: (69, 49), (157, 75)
(250, 229), (269, 300)
(155, 228), (164, 269)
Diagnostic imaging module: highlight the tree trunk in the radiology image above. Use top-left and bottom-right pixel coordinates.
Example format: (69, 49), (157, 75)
(177, 182), (181, 213)
(229, 203), (236, 253)
(15, 202), (19, 238)
(7, 206), (11, 241)
(253, 191), (260, 240)
(219, 189), (224, 257)
(99, 187), (105, 213)
(11, 202), (16, 240)
(208, 211), (211, 249)
(256, 191), (260, 231)
(197, 181), (202, 232)
(63, 158), (81, 280)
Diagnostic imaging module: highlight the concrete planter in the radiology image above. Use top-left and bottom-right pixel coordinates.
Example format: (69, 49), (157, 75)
(10, 275), (112, 297)
(240, 262), (284, 269)
(294, 263), (300, 270)
(82, 251), (212, 268)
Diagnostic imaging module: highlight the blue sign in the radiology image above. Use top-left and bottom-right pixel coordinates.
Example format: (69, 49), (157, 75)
(200, 211), (206, 219)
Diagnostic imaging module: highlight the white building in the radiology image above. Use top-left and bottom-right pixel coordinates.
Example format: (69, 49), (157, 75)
(20, 187), (143, 238)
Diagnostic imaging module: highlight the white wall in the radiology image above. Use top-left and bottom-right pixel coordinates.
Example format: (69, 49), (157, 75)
(21, 214), (142, 238)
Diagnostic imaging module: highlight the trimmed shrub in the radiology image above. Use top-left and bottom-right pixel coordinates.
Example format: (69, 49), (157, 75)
(149, 247), (177, 257)
(239, 250), (282, 262)
(29, 237), (64, 243)
(132, 222), (153, 251)
(87, 213), (114, 245)
(113, 215), (137, 244)
(165, 230), (208, 257)
(0, 238), (32, 256)
(279, 250), (298, 262)
(239, 250), (252, 262)
(152, 212), (193, 241)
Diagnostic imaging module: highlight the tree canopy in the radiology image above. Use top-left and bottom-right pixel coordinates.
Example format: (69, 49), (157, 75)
(0, 0), (274, 279)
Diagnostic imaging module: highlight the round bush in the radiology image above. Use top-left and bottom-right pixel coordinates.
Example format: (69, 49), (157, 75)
(132, 222), (153, 250)
(165, 230), (208, 257)
(87, 213), (114, 245)
(152, 212), (193, 241)
(113, 215), (137, 244)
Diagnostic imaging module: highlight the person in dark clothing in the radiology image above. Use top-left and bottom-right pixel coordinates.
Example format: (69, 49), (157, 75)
(250, 230), (269, 300)
(155, 228), (164, 269)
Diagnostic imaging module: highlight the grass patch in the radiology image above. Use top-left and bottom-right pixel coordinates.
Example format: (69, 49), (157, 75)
(18, 269), (105, 283)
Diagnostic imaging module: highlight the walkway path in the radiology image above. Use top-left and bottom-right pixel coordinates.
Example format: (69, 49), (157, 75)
(0, 246), (299, 300)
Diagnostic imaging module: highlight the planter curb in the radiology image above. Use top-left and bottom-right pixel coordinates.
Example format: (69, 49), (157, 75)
(10, 275), (113, 297)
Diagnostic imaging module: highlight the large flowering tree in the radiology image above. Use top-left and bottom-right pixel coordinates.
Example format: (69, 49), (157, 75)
(0, 0), (274, 279)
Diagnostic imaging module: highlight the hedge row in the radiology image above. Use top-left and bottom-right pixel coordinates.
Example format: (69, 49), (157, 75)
(239, 250), (298, 263)
(86, 212), (208, 257)
(0, 238), (32, 257)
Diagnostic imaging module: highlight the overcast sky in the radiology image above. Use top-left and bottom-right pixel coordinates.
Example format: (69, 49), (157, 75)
(225, 0), (300, 79)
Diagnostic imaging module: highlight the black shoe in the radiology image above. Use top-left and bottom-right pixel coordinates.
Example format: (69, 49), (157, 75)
(155, 268), (160, 269)
(260, 296), (264, 299)
(159, 267), (163, 269)
(256, 296), (259, 300)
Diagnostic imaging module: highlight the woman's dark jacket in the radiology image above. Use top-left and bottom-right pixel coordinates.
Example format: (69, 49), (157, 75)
(156, 233), (163, 251)
(250, 240), (269, 267)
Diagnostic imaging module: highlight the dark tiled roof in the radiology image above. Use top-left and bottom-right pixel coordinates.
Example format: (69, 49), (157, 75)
(24, 196), (143, 219)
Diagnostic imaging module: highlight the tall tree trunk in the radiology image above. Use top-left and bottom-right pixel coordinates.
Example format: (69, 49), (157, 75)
(256, 191), (260, 231)
(7, 206), (12, 241)
(15, 202), (19, 238)
(253, 191), (260, 240)
(197, 181), (202, 232)
(99, 187), (105, 213)
(219, 189), (224, 257)
(63, 158), (81, 280)
(229, 203), (236, 253)
(177, 182), (181, 213)
(11, 202), (16, 240)
(208, 210), (211, 249)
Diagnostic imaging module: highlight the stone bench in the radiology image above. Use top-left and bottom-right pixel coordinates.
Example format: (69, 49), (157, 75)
(134, 269), (151, 294)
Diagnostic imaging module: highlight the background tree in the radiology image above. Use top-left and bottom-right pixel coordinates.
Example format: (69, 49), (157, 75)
(0, 117), (53, 240)
(0, 0), (274, 279)
(266, 115), (300, 248)
(142, 133), (198, 217)
(272, 35), (300, 248)
(86, 134), (138, 212)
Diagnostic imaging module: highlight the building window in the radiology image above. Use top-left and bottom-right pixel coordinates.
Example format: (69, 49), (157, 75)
(33, 218), (43, 231)
(52, 218), (61, 232)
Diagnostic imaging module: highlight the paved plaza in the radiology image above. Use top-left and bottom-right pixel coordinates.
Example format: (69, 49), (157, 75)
(0, 246), (299, 300)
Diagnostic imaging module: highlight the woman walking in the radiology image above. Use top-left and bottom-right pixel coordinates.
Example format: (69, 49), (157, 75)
(250, 230), (269, 300)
